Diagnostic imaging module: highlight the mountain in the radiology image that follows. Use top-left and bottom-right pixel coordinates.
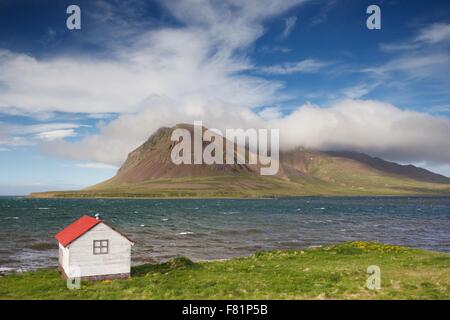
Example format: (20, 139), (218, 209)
(110, 124), (259, 182)
(31, 124), (450, 198)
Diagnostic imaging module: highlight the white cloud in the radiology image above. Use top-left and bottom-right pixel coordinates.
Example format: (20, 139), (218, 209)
(36, 129), (77, 141)
(40, 99), (450, 168)
(20, 123), (83, 135)
(0, 1), (307, 115)
(371, 23), (450, 103)
(340, 83), (379, 99)
(281, 16), (298, 39)
(259, 59), (329, 75)
(258, 107), (284, 120)
(416, 23), (450, 45)
(380, 23), (450, 52)
(0, 137), (32, 147)
(272, 99), (450, 164)
(363, 54), (450, 79)
(309, 0), (337, 26)
(260, 45), (291, 53)
(0, 0), (307, 162)
(379, 42), (420, 53)
(0, 122), (85, 146)
(39, 96), (268, 165)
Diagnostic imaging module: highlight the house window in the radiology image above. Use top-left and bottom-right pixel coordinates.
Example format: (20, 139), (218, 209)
(93, 240), (109, 255)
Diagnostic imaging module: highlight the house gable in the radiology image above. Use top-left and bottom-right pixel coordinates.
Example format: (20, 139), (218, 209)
(66, 222), (132, 277)
(55, 215), (101, 247)
(55, 215), (133, 248)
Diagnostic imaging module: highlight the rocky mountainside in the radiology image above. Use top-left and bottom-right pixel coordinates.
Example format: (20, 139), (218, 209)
(106, 124), (450, 185)
(30, 124), (450, 198)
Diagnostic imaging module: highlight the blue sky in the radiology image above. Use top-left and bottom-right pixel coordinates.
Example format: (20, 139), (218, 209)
(1, 0), (450, 195)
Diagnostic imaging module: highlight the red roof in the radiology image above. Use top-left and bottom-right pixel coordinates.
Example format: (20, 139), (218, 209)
(55, 215), (101, 247)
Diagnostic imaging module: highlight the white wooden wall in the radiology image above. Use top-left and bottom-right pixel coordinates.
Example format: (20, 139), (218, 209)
(59, 243), (70, 272)
(65, 223), (131, 277)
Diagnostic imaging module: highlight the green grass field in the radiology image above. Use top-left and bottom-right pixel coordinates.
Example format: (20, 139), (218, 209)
(1, 242), (449, 300)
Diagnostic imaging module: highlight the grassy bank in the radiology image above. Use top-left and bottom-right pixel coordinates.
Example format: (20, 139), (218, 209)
(0, 242), (449, 300)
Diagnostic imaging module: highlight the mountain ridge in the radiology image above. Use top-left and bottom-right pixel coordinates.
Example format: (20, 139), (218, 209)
(30, 124), (450, 198)
(107, 124), (450, 184)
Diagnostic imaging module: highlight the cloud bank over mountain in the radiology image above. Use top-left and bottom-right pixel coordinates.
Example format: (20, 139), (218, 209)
(1, 0), (450, 174)
(39, 98), (450, 169)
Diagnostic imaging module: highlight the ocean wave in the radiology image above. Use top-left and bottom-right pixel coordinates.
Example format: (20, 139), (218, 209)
(0, 267), (16, 273)
(29, 243), (55, 251)
(216, 228), (263, 235)
(0, 265), (29, 274)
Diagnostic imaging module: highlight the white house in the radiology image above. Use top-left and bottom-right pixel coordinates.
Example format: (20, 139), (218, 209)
(55, 215), (134, 281)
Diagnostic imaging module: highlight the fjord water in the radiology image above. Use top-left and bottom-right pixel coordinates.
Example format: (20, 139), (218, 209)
(0, 196), (449, 272)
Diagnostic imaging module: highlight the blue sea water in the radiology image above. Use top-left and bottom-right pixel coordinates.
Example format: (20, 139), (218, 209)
(0, 196), (449, 272)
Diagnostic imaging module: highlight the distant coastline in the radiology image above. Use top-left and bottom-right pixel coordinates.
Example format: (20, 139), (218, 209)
(29, 186), (450, 199)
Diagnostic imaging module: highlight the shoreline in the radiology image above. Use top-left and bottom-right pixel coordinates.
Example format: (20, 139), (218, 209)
(1, 242), (449, 300)
(27, 193), (450, 200)
(2, 241), (449, 276)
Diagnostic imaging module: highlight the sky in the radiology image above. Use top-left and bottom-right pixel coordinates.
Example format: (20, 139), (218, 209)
(1, 0), (450, 195)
